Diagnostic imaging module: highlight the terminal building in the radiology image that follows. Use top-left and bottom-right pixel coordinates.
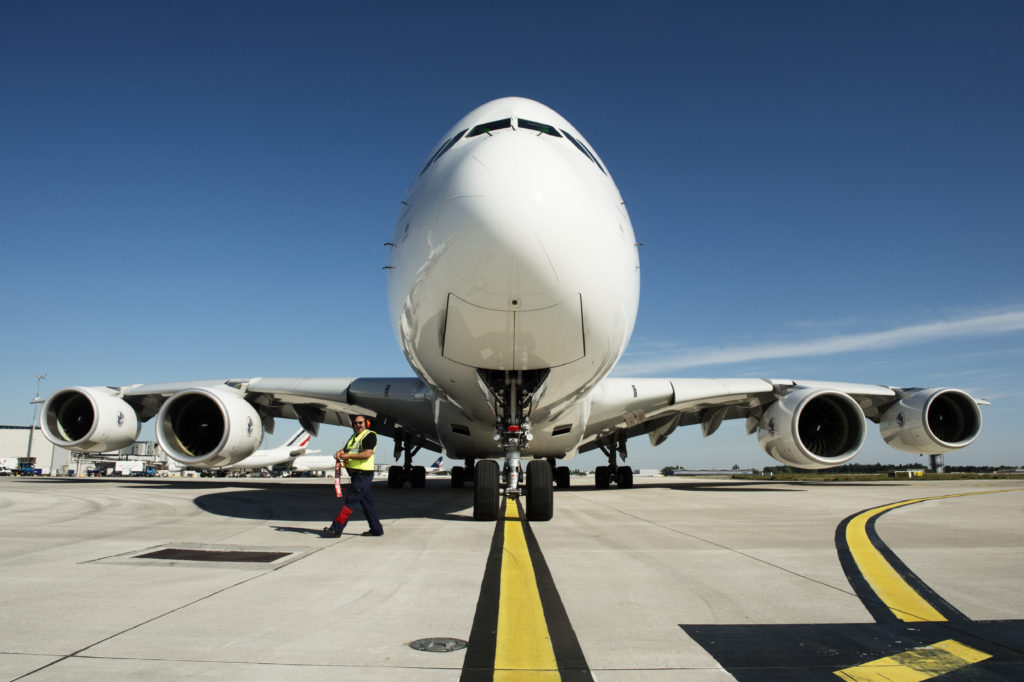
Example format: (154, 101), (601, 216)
(0, 425), (65, 474)
(0, 425), (167, 475)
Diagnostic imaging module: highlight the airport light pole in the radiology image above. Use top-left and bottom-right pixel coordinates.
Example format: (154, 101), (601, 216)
(25, 374), (47, 467)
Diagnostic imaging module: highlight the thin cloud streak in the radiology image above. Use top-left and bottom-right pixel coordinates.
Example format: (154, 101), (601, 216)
(616, 311), (1024, 376)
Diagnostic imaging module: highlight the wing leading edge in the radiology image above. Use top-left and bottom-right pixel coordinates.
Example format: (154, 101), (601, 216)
(582, 377), (985, 470)
(38, 377), (442, 468)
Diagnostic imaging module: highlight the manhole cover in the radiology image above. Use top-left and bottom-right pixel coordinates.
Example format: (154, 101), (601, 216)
(409, 637), (467, 653)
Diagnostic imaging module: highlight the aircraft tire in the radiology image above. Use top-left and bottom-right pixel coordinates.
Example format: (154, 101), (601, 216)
(595, 465), (611, 489)
(473, 460), (499, 521)
(616, 466), (634, 488)
(451, 466), (465, 488)
(555, 466), (571, 488)
(526, 459), (554, 521)
(387, 466), (403, 488)
(412, 465), (426, 488)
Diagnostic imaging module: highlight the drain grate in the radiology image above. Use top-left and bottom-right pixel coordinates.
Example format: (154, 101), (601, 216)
(89, 543), (311, 570)
(409, 637), (468, 653)
(136, 548), (290, 563)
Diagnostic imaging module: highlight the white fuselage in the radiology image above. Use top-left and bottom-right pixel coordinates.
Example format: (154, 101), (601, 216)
(224, 430), (314, 470)
(223, 449), (294, 470)
(290, 455), (335, 472)
(386, 98), (640, 460)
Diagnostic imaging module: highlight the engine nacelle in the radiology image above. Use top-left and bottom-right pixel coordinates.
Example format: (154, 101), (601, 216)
(156, 387), (263, 468)
(758, 388), (866, 469)
(40, 387), (141, 453)
(880, 388), (982, 454)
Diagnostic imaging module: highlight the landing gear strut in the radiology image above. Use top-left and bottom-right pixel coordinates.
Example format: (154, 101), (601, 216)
(387, 429), (426, 488)
(595, 432), (633, 489)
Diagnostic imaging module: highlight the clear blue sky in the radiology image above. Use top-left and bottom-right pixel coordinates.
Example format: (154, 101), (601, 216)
(3, 1), (1022, 470)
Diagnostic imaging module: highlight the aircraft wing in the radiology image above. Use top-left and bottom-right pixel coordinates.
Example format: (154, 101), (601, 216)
(581, 377), (985, 467)
(41, 376), (442, 467)
(245, 377), (440, 449)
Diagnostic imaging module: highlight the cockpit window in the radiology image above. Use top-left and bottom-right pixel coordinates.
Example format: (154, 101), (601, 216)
(518, 119), (561, 137)
(467, 118), (512, 137)
(560, 129), (606, 175)
(420, 129), (467, 175)
(420, 119), (607, 178)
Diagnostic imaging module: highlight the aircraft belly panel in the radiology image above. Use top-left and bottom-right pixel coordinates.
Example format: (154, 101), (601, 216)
(442, 294), (515, 370)
(514, 294), (584, 369)
(442, 294), (584, 370)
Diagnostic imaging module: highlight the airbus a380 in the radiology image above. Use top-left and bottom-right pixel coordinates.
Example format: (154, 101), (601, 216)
(39, 97), (984, 521)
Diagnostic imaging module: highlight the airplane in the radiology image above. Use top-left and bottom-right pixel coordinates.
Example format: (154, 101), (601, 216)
(183, 428), (319, 476)
(37, 96), (985, 522)
(289, 453), (445, 477)
(289, 452), (336, 474)
(223, 428), (318, 472)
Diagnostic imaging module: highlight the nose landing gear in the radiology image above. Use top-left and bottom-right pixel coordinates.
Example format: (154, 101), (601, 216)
(473, 459), (500, 520)
(524, 459), (553, 521)
(472, 369), (554, 522)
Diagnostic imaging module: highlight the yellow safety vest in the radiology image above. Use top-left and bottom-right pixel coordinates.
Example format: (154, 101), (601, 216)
(343, 429), (376, 471)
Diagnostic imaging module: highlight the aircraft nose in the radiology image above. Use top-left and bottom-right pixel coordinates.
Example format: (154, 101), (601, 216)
(439, 133), (590, 304)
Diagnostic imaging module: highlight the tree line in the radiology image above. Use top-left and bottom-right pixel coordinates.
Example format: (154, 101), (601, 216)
(661, 462), (1022, 476)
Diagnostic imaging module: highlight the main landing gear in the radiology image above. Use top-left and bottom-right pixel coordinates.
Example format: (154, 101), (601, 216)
(550, 456), (572, 489)
(594, 432), (633, 489)
(472, 369), (554, 522)
(387, 429), (427, 488)
(450, 457), (475, 488)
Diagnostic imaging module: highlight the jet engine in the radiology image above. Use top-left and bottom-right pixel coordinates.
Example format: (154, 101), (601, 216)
(758, 388), (866, 469)
(880, 388), (982, 454)
(156, 387), (263, 468)
(40, 386), (141, 453)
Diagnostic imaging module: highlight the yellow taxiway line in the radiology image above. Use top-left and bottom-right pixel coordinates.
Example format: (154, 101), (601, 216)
(494, 501), (560, 680)
(845, 489), (1022, 622)
(845, 498), (948, 622)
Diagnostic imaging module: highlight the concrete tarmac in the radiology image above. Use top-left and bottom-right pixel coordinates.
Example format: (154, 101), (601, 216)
(1, 475), (1022, 680)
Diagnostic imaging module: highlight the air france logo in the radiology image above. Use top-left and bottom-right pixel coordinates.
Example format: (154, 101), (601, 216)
(247, 417), (254, 437)
(767, 418), (776, 437)
(896, 412), (906, 428)
(116, 412), (125, 427)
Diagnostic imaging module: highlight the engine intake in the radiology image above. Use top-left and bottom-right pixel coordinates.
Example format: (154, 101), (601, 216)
(40, 387), (141, 453)
(880, 388), (982, 454)
(156, 387), (263, 468)
(758, 388), (866, 469)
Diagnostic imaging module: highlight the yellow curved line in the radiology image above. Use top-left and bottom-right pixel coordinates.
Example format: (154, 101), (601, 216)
(846, 489), (1024, 622)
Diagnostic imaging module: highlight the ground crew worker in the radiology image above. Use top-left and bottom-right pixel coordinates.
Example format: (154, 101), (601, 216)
(322, 416), (384, 537)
